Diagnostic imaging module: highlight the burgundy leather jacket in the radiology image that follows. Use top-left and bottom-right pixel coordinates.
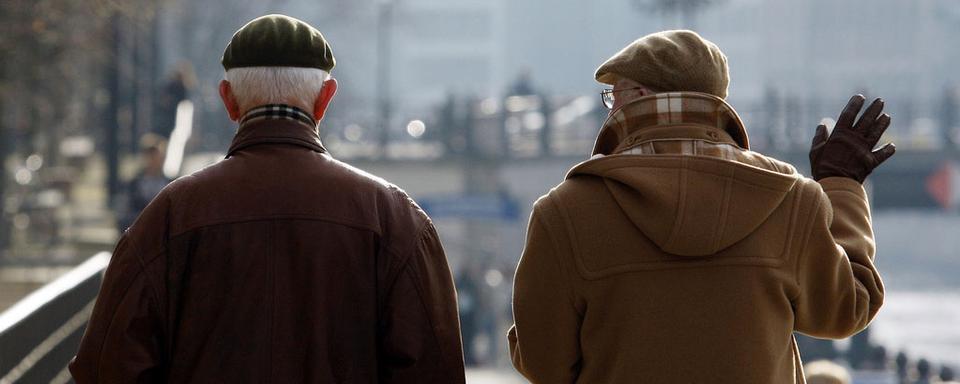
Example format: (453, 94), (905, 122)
(70, 117), (466, 383)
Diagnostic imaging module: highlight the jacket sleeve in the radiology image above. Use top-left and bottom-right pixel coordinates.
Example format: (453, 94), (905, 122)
(378, 222), (465, 384)
(69, 235), (165, 383)
(508, 203), (582, 383)
(793, 177), (884, 339)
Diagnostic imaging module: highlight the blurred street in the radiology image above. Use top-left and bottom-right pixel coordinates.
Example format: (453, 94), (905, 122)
(2, 0), (960, 383)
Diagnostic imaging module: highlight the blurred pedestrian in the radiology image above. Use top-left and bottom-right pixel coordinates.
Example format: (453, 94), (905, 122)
(153, 62), (195, 138)
(118, 133), (170, 231)
(457, 262), (482, 366)
(942, 365), (956, 382)
(804, 360), (852, 384)
(71, 14), (464, 383)
(864, 345), (889, 371)
(916, 358), (933, 384)
(509, 30), (895, 383)
(897, 351), (911, 384)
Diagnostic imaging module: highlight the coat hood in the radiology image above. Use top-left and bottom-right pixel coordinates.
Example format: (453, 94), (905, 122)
(567, 154), (799, 257)
(572, 92), (797, 257)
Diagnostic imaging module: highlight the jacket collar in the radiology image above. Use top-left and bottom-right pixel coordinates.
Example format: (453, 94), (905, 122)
(240, 104), (317, 127)
(227, 107), (326, 158)
(591, 91), (750, 155)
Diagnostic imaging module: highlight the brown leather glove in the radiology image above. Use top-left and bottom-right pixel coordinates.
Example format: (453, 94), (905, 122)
(809, 95), (896, 183)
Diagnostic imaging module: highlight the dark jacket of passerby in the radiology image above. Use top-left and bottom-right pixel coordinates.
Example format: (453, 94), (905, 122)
(120, 170), (171, 231)
(69, 116), (465, 383)
(508, 92), (885, 383)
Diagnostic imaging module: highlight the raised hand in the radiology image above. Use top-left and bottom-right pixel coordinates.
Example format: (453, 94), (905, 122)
(809, 95), (896, 183)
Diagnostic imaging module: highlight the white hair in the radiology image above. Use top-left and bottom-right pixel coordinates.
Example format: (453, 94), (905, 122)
(225, 67), (330, 112)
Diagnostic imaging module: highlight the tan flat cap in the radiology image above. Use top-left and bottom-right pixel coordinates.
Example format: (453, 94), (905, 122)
(596, 30), (729, 99)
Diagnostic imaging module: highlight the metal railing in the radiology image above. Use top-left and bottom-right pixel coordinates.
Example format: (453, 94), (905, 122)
(0, 253), (109, 384)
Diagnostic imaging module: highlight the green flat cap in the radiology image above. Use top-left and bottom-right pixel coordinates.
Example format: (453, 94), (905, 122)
(596, 30), (728, 99)
(222, 14), (335, 71)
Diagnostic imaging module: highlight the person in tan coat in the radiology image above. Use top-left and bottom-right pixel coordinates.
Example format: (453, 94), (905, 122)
(508, 30), (895, 383)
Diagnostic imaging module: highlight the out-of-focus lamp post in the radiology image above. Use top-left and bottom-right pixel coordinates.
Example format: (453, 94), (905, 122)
(376, 0), (396, 156)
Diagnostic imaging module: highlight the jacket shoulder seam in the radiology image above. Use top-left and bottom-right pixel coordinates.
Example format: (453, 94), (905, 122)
(94, 248), (153, 380)
(822, 188), (868, 205)
(399, 251), (458, 378)
(536, 195), (582, 314)
(790, 181), (828, 302)
(382, 187), (431, 261)
(377, 218), (433, 313)
(117, 231), (166, 320)
(779, 180), (809, 273)
(170, 215), (381, 239)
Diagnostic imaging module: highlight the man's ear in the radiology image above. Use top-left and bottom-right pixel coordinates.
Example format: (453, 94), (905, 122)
(313, 78), (338, 122)
(219, 80), (242, 121)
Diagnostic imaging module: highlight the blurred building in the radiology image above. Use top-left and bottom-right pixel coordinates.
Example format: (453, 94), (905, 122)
(149, 0), (960, 150)
(392, 0), (507, 107)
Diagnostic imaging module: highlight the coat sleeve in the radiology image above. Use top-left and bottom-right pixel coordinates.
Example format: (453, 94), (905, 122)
(508, 203), (582, 383)
(69, 235), (165, 383)
(792, 177), (884, 339)
(378, 222), (465, 384)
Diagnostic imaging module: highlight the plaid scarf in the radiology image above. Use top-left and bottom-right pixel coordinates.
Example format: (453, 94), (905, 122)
(240, 104), (316, 129)
(592, 92), (749, 155)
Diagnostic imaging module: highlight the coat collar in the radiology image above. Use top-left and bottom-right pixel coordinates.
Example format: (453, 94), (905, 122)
(591, 91), (750, 155)
(226, 116), (326, 158)
(239, 104), (317, 127)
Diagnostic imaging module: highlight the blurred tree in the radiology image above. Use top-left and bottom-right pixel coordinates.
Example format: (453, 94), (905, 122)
(784, 94), (804, 148)
(0, 1), (117, 249)
(0, 0), (171, 146)
(0, 61), (8, 253)
(102, 1), (169, 201)
(465, 96), (480, 158)
(763, 85), (787, 151)
(941, 86), (958, 150)
(539, 96), (553, 157)
(438, 93), (460, 155)
(631, 0), (725, 28)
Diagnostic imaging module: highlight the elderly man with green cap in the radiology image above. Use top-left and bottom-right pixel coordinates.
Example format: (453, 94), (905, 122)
(71, 15), (465, 383)
(508, 30), (895, 383)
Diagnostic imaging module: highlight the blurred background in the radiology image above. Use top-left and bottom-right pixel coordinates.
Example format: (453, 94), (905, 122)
(1, 0), (958, 383)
